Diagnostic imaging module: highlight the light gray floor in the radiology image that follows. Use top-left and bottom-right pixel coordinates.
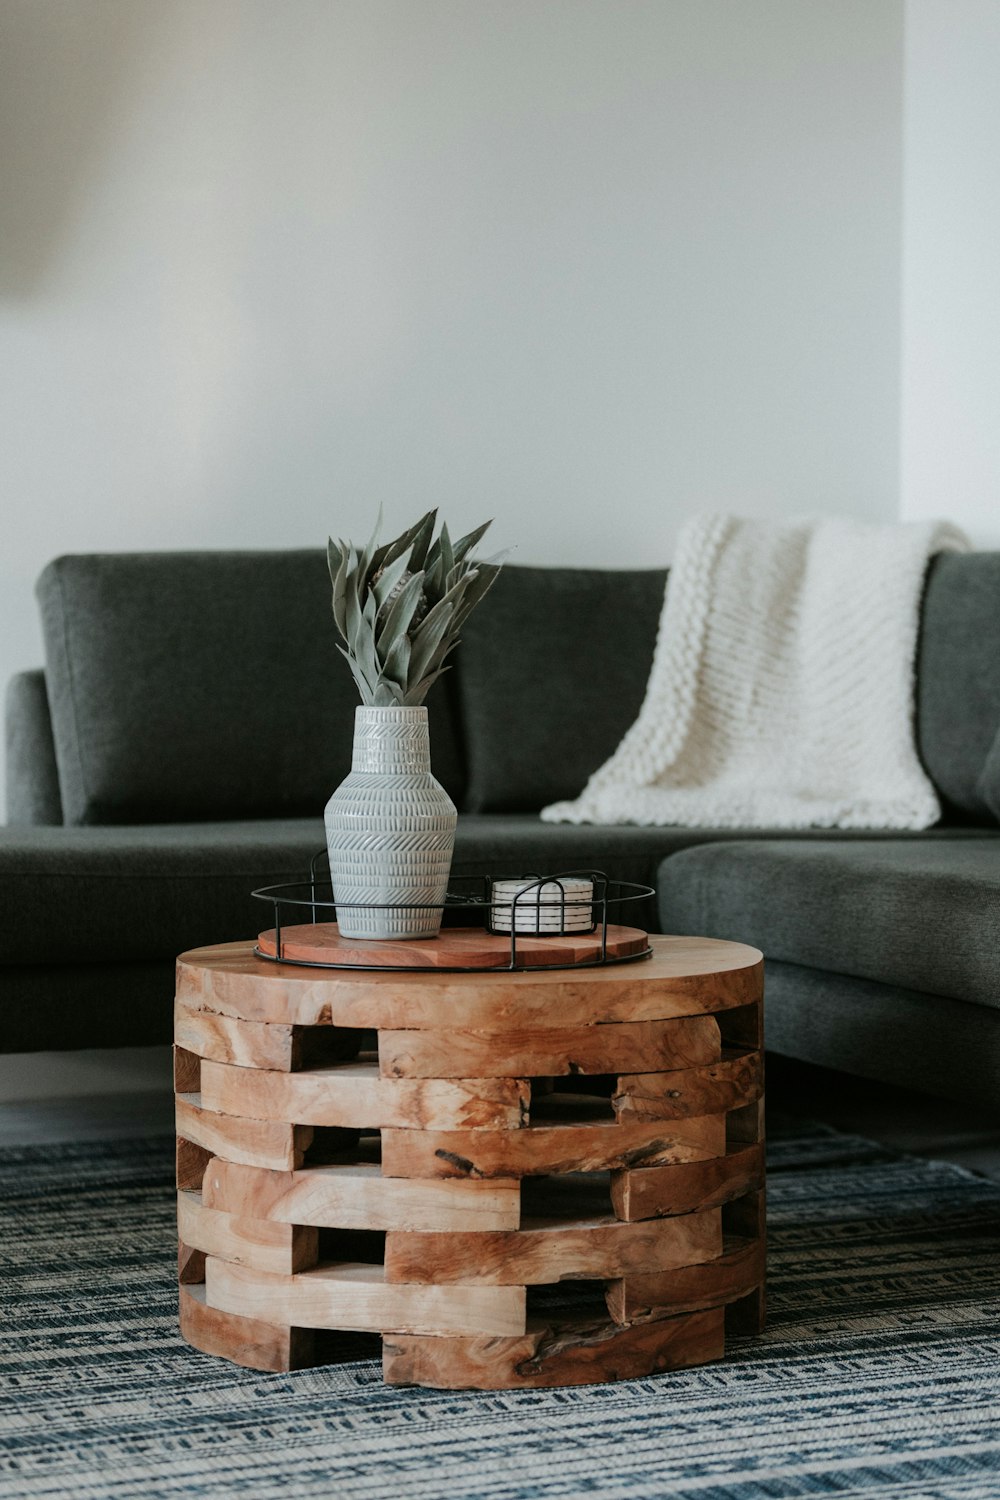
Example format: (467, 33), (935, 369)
(0, 1046), (998, 1179)
(0, 1046), (173, 1144)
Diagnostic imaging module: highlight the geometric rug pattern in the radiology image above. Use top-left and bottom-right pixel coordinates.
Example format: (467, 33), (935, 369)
(1, 1121), (998, 1499)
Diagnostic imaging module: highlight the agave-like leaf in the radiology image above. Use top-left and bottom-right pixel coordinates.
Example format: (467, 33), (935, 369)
(408, 510), (437, 573)
(344, 545), (364, 646)
(409, 573), (472, 656)
(358, 505), (384, 592)
(336, 643), (377, 703)
(371, 677), (404, 707)
(453, 559), (503, 628)
(375, 569), (425, 657)
(406, 599), (456, 687)
(439, 523), (455, 581)
(367, 506), (384, 547)
(382, 630), (411, 691)
(349, 590), (380, 692)
(328, 538), (350, 639)
(402, 663), (452, 706)
(371, 508), (437, 577)
(451, 519), (492, 564)
(329, 512), (500, 706)
(423, 550), (445, 604)
(371, 548), (413, 612)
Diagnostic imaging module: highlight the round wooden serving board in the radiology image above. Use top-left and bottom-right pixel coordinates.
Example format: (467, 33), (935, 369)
(256, 922), (649, 969)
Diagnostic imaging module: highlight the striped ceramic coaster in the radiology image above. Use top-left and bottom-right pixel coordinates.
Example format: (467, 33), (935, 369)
(489, 877), (595, 934)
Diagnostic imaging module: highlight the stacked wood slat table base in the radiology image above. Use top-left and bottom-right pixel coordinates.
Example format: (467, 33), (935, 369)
(175, 936), (765, 1389)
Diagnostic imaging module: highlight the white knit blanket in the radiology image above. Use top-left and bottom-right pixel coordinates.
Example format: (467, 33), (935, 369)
(542, 515), (968, 831)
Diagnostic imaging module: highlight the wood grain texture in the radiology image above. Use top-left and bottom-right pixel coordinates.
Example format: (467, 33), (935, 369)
(176, 1135), (213, 1192)
(606, 1237), (765, 1324)
(177, 1190), (319, 1275)
(199, 1059), (529, 1133)
(176, 937), (762, 1031)
(257, 922), (648, 969)
(717, 1001), (765, 1051)
(382, 1306), (725, 1390)
(174, 1002), (297, 1071)
(723, 1094), (766, 1335)
(610, 1143), (765, 1222)
(384, 1207), (722, 1285)
(727, 1096), (766, 1145)
(173, 1045), (201, 1093)
(378, 1014), (721, 1080)
(178, 1240), (206, 1285)
(179, 1282), (315, 1372)
(205, 1258), (527, 1338)
(722, 1188), (766, 1334)
(176, 1094), (314, 1172)
(613, 1049), (762, 1121)
(380, 1112), (727, 1180)
(202, 1158), (522, 1233)
(175, 1001), (365, 1072)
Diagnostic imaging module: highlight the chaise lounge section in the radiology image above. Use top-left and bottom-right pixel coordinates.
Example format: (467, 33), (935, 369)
(3, 549), (999, 1106)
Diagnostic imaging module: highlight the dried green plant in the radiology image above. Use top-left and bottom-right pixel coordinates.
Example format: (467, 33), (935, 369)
(327, 509), (503, 706)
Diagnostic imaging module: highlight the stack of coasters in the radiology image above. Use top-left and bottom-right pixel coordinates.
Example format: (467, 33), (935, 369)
(489, 876), (595, 935)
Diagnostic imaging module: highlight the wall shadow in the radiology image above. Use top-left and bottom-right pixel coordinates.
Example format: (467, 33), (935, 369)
(0, 0), (166, 295)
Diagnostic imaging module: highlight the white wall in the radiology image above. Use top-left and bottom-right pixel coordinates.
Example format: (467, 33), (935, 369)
(900, 1), (1000, 545)
(1, 0), (904, 811)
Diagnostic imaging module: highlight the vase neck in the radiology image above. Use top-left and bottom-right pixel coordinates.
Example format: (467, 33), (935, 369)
(352, 706), (431, 775)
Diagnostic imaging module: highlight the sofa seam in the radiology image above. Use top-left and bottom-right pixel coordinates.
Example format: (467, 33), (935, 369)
(52, 564), (90, 824)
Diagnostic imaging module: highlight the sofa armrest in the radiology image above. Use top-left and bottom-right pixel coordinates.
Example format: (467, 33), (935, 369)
(5, 670), (63, 825)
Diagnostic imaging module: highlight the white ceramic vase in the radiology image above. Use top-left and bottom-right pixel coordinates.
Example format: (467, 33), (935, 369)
(324, 705), (457, 940)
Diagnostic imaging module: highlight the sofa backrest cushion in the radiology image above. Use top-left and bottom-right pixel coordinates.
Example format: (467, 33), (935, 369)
(458, 551), (1000, 822)
(456, 565), (667, 812)
(37, 551), (465, 825)
(4, 669), (63, 826)
(917, 551), (1000, 821)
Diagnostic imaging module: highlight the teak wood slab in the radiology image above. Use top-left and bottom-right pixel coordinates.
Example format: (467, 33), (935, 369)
(377, 1013), (721, 1079)
(382, 1306), (725, 1390)
(175, 933), (765, 1388)
(176, 936), (763, 1030)
(257, 922), (649, 969)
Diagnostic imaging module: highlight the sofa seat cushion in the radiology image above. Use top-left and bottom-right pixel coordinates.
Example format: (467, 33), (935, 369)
(762, 960), (1000, 1112)
(657, 838), (1000, 1009)
(0, 820), (328, 965)
(0, 816), (681, 965)
(2, 819), (995, 970)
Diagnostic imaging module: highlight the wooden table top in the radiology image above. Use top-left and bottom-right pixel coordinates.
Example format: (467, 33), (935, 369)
(176, 934), (763, 1031)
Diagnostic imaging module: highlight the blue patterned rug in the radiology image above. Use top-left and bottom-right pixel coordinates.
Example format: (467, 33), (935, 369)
(1, 1121), (998, 1500)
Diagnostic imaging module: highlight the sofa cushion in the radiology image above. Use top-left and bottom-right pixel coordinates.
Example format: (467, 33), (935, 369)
(763, 960), (1000, 1112)
(452, 817), (993, 934)
(0, 819), (329, 964)
(36, 551), (465, 825)
(2, 818), (990, 970)
(0, 962), (181, 1052)
(0, 816), (679, 966)
(457, 565), (667, 812)
(657, 838), (1000, 1009)
(977, 725), (1000, 825)
(4, 670), (62, 826)
(917, 550), (1000, 820)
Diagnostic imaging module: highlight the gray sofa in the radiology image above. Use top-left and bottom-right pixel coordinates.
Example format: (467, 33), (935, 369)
(3, 549), (999, 1109)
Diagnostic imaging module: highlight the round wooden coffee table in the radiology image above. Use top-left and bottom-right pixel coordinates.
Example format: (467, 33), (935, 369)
(174, 935), (765, 1389)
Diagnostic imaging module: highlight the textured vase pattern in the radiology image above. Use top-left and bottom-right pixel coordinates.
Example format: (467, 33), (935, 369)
(324, 706), (457, 940)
